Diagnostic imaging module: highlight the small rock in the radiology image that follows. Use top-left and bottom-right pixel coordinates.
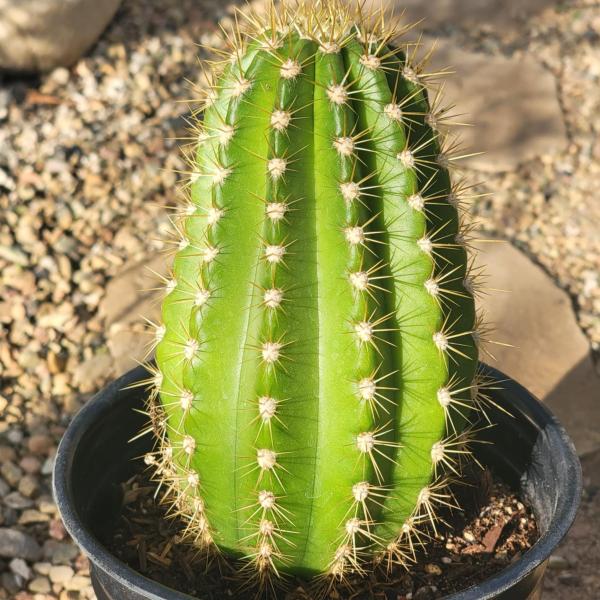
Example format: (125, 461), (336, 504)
(33, 562), (51, 575)
(49, 564), (74, 585)
(49, 518), (67, 540)
(0, 245), (28, 266)
(10, 557), (31, 580)
(558, 572), (581, 586)
(413, 585), (437, 600)
(43, 539), (79, 564)
(65, 574), (91, 591)
(41, 456), (55, 475)
(4, 491), (34, 510)
(27, 434), (54, 456)
(113, 227), (141, 253)
(28, 576), (51, 594)
(6, 429), (23, 444)
(37, 304), (72, 330)
(1, 461), (23, 486)
(0, 445), (17, 462)
(74, 554), (89, 573)
(548, 554), (569, 571)
(0, 528), (42, 561)
(52, 372), (71, 395)
(98, 255), (164, 327)
(18, 475), (40, 498)
(0, 477), (10, 497)
(48, 67), (70, 86)
(1, 572), (19, 595)
(20, 456), (41, 474)
(47, 350), (67, 374)
(6, 268), (35, 298)
(463, 530), (476, 543)
(19, 509), (50, 525)
(38, 499), (57, 514)
(424, 563), (442, 575)
(2, 506), (17, 527)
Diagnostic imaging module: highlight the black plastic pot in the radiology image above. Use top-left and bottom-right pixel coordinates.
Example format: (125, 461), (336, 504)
(53, 364), (581, 600)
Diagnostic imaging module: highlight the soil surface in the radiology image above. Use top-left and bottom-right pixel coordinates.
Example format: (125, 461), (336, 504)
(107, 468), (538, 599)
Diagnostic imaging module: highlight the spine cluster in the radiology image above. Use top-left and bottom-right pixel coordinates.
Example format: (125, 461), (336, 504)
(138, 0), (487, 585)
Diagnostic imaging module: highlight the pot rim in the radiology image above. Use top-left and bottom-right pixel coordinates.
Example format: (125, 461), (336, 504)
(53, 364), (582, 600)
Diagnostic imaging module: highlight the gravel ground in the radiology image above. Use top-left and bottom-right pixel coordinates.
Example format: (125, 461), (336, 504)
(0, 0), (598, 598)
(466, 3), (600, 354)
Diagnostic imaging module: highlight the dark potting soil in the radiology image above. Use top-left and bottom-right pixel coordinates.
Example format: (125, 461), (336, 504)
(106, 467), (538, 599)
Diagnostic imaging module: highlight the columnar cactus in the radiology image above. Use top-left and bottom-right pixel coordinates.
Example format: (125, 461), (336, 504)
(144, 0), (483, 583)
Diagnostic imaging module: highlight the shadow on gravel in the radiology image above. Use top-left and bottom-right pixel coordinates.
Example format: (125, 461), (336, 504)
(545, 355), (600, 457)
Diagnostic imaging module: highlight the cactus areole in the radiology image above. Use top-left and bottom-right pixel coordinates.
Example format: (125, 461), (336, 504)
(148, 0), (482, 582)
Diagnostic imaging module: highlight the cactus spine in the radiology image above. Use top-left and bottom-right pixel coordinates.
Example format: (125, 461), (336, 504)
(146, 0), (482, 582)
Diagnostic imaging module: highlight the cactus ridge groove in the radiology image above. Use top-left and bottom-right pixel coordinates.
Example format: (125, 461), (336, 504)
(136, 0), (490, 588)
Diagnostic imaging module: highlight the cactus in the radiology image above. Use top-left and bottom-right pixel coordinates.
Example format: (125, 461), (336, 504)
(144, 0), (484, 584)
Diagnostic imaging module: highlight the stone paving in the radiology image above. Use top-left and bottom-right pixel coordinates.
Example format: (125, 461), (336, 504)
(0, 0), (598, 598)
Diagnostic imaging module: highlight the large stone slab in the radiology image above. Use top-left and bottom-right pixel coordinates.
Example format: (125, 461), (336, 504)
(474, 240), (600, 455)
(99, 255), (164, 329)
(99, 255), (165, 375)
(385, 0), (553, 32)
(421, 38), (566, 172)
(0, 0), (121, 72)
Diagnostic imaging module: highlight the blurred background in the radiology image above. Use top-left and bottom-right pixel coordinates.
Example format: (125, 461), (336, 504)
(0, 0), (598, 598)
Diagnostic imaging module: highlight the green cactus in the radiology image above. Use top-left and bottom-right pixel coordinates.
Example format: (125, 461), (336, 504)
(145, 0), (482, 583)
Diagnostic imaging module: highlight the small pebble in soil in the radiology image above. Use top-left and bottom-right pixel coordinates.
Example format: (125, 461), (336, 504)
(548, 555), (569, 571)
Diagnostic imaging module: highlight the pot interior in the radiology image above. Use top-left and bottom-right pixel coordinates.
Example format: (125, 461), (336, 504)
(56, 364), (581, 599)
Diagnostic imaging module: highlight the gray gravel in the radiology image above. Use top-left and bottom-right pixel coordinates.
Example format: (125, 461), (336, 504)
(0, 529), (42, 562)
